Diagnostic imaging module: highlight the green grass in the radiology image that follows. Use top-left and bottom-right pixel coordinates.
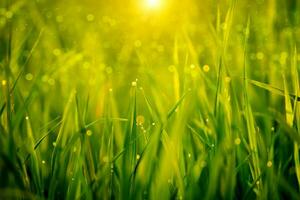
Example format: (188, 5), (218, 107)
(1, 0), (300, 199)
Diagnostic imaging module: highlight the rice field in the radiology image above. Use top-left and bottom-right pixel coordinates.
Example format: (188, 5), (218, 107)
(0, 0), (300, 199)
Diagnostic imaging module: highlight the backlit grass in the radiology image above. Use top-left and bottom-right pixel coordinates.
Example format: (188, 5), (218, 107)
(0, 0), (300, 199)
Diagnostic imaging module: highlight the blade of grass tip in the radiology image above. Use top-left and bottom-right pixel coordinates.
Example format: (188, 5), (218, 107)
(173, 65), (180, 103)
(24, 114), (42, 195)
(243, 16), (250, 82)
(83, 135), (97, 185)
(16, 97), (42, 165)
(216, 5), (221, 36)
(83, 93), (90, 124)
(75, 92), (94, 184)
(242, 16), (262, 189)
(214, 56), (222, 116)
(243, 170), (265, 200)
(24, 119), (62, 163)
(234, 153), (252, 173)
(75, 93), (85, 133)
(0, 103), (6, 118)
(38, 115), (61, 132)
(213, 2), (236, 117)
(114, 130), (152, 163)
(161, 130), (185, 195)
(187, 124), (212, 148)
(173, 34), (179, 66)
(108, 124), (115, 196)
(50, 90), (76, 174)
(13, 26), (34, 59)
(121, 83), (137, 198)
(291, 47), (300, 115)
(111, 149), (126, 163)
(222, 0), (236, 53)
(205, 9), (220, 46)
(283, 74), (294, 127)
(129, 85), (137, 195)
(60, 133), (81, 158)
(130, 140), (151, 181)
(167, 89), (191, 120)
(268, 108), (300, 143)
(33, 120), (62, 150)
(9, 28), (44, 94)
(48, 132), (80, 200)
(173, 36), (181, 102)
(245, 82), (262, 190)
(85, 117), (128, 129)
(78, 95), (97, 185)
(140, 87), (160, 123)
(11, 80), (38, 130)
(66, 161), (82, 200)
(10, 62), (48, 132)
(249, 79), (300, 101)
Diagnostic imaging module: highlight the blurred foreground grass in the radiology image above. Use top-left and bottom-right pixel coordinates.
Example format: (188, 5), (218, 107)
(1, 0), (300, 199)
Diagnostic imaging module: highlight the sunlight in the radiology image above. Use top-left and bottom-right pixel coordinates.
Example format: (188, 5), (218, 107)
(145, 0), (161, 9)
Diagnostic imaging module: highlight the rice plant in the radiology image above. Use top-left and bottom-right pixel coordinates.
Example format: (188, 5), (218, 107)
(0, 0), (300, 199)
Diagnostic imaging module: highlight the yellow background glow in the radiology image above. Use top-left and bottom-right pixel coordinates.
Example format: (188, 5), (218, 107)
(145, 0), (161, 9)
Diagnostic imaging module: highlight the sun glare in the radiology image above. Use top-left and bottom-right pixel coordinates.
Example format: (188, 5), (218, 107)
(145, 0), (161, 9)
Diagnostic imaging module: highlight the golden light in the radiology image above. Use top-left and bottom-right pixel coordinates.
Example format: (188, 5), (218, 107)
(145, 0), (161, 9)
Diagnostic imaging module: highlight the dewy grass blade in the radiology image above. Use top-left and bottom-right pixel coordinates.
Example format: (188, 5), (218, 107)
(249, 79), (300, 101)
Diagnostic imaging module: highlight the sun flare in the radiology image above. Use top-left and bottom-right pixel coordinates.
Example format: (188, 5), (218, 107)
(145, 0), (161, 9)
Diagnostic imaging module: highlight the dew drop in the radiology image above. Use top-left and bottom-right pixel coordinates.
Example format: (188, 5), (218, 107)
(132, 81), (137, 87)
(134, 40), (142, 48)
(234, 138), (241, 145)
(203, 64), (210, 72)
(86, 129), (92, 136)
(25, 73), (33, 81)
(86, 14), (95, 22)
(136, 154), (140, 160)
(5, 11), (13, 19)
(267, 161), (272, 168)
(53, 48), (61, 56)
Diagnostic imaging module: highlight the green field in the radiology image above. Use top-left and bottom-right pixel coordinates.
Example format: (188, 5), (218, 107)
(0, 0), (300, 199)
